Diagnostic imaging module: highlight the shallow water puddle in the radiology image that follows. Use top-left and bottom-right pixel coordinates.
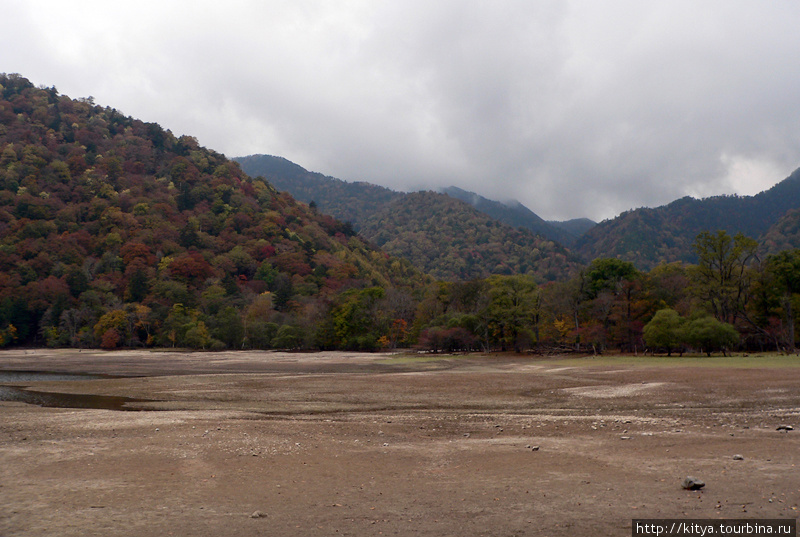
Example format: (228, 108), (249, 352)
(0, 370), (155, 411)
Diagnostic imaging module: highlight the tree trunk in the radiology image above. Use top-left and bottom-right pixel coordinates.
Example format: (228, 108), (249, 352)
(786, 298), (795, 353)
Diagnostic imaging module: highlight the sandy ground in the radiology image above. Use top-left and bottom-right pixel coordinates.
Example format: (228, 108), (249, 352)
(0, 349), (798, 537)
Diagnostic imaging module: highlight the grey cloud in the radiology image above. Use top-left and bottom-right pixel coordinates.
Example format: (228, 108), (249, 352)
(4, 0), (800, 221)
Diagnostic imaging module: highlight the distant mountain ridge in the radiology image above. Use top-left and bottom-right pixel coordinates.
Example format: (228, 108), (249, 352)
(233, 154), (402, 228)
(574, 168), (800, 268)
(438, 186), (590, 246)
(234, 154), (584, 281)
(234, 154), (589, 245)
(547, 218), (597, 238)
(235, 155), (800, 271)
(358, 191), (583, 281)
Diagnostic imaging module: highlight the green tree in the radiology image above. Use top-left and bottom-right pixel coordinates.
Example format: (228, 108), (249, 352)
(254, 261), (279, 287)
(211, 306), (244, 348)
(65, 267), (89, 298)
(684, 316), (739, 356)
(126, 266), (150, 303)
(331, 287), (386, 350)
(584, 258), (638, 299)
(645, 262), (692, 313)
(184, 321), (213, 349)
(272, 324), (302, 349)
(484, 275), (540, 352)
(246, 321), (278, 349)
(581, 259), (641, 352)
(541, 276), (585, 351)
(160, 304), (198, 347)
(643, 309), (685, 356)
(692, 230), (758, 325)
(755, 249), (800, 351)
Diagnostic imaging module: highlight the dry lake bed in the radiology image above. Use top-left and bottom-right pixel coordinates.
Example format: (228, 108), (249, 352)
(1, 348), (798, 536)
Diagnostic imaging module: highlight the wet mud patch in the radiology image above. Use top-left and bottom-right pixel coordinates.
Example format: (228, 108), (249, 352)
(0, 370), (157, 411)
(0, 385), (158, 411)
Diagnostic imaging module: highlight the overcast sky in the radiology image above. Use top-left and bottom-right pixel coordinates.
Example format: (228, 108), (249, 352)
(5, 1), (800, 221)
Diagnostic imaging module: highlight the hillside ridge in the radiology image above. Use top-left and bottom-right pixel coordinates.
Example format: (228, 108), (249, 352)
(0, 74), (425, 350)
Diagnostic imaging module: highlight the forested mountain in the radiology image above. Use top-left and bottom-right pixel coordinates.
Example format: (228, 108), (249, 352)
(439, 186), (590, 245)
(548, 218), (597, 238)
(235, 154), (589, 246)
(235, 155), (583, 282)
(234, 154), (402, 229)
(358, 191), (582, 282)
(236, 153), (800, 273)
(575, 168), (800, 269)
(760, 208), (800, 256)
(6, 73), (800, 356)
(0, 74), (426, 350)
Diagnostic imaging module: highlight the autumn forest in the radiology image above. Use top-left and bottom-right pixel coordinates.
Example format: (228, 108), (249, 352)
(2, 73), (800, 356)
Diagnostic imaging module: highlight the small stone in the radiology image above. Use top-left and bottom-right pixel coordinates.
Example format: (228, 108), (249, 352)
(250, 511), (267, 519)
(681, 477), (705, 490)
(463, 433), (470, 437)
(620, 436), (631, 440)
(531, 445), (540, 451)
(776, 425), (793, 431)
(733, 454), (744, 460)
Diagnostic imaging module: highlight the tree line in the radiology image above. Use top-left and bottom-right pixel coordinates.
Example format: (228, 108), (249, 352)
(3, 226), (798, 356)
(410, 230), (800, 356)
(1, 74), (799, 356)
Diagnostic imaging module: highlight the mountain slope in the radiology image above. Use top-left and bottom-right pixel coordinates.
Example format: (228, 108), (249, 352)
(0, 74), (425, 348)
(234, 154), (402, 228)
(760, 207), (800, 256)
(236, 154), (591, 247)
(439, 186), (588, 245)
(358, 191), (582, 282)
(575, 168), (800, 269)
(548, 218), (596, 238)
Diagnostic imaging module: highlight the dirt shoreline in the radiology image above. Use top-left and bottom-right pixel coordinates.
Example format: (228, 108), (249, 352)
(1, 349), (798, 536)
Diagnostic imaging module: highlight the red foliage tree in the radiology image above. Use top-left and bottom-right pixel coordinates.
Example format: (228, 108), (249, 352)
(100, 328), (120, 349)
(168, 251), (215, 283)
(120, 242), (156, 267)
